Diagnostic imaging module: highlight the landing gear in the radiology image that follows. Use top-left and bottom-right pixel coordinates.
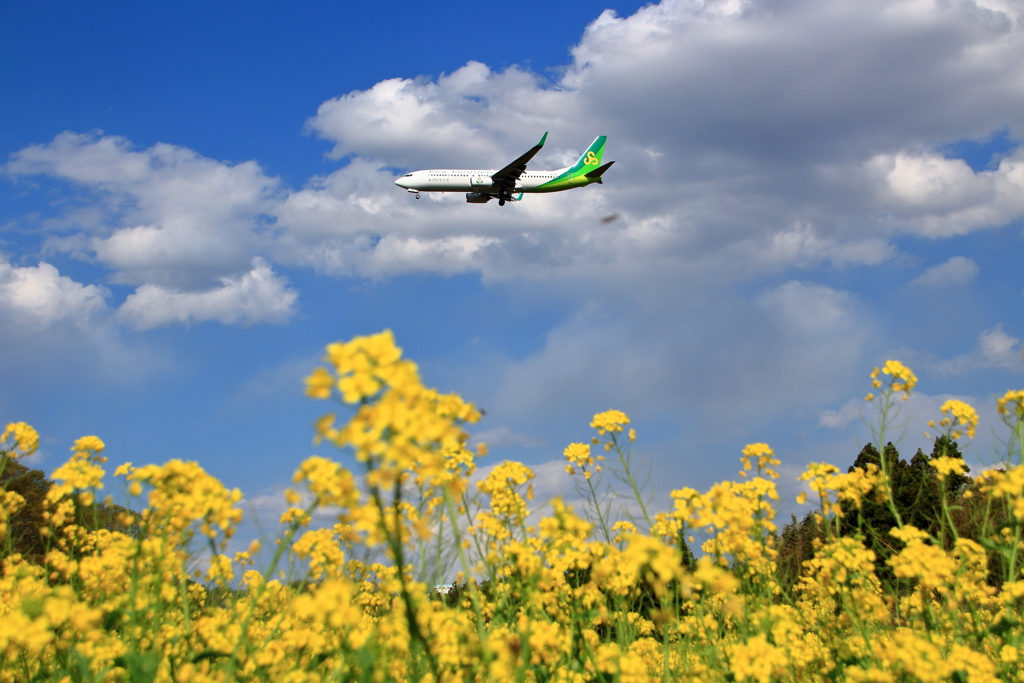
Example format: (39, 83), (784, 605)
(498, 198), (505, 206)
(415, 193), (420, 199)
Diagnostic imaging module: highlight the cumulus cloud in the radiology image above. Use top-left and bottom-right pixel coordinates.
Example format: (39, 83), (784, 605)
(490, 280), (871, 427)
(866, 150), (1024, 236)
(0, 256), (109, 330)
(10, 0), (1024, 301)
(469, 426), (544, 451)
(7, 0), (1024, 503)
(818, 398), (862, 429)
(910, 256), (980, 287)
(307, 62), (556, 169)
(5, 131), (281, 290)
(0, 256), (167, 389)
(4, 0), (1024, 453)
(289, 0), (1024, 286)
(117, 258), (298, 329)
(934, 324), (1023, 375)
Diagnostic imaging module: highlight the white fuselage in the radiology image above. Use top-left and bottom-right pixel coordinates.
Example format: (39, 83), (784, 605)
(394, 168), (571, 194)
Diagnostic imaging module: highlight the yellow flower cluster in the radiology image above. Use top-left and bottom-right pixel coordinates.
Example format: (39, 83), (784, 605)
(798, 461), (884, 515)
(931, 455), (968, 480)
(564, 442), (602, 478)
(881, 360), (917, 395)
(130, 458), (244, 542)
(672, 473), (779, 577)
(3, 339), (1024, 683)
(937, 399), (979, 439)
(590, 410), (630, 435)
(46, 436), (107, 508)
(477, 460), (534, 519)
(978, 466), (1024, 522)
(305, 329), (418, 403)
(1, 421), (39, 457)
(740, 442), (780, 479)
(997, 389), (1024, 418)
(866, 360), (918, 403)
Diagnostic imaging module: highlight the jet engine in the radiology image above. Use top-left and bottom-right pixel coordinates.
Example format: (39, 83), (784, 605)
(466, 193), (491, 203)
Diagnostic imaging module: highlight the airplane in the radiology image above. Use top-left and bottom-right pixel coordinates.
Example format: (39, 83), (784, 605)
(394, 133), (614, 206)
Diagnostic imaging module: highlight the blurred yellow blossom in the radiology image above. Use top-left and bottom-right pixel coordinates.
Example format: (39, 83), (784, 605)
(740, 442), (780, 479)
(939, 399), (978, 439)
(881, 359), (917, 395)
(590, 410), (630, 435)
(1, 421), (39, 457)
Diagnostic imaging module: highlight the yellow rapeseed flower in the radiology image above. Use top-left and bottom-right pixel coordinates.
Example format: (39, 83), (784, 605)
(931, 456), (967, 479)
(996, 389), (1024, 417)
(740, 443), (780, 479)
(939, 399), (978, 439)
(590, 410), (630, 435)
(563, 442), (594, 470)
(881, 360), (917, 396)
(1, 421), (39, 457)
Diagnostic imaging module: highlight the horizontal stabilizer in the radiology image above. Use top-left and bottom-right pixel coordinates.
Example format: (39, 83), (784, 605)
(585, 161), (615, 179)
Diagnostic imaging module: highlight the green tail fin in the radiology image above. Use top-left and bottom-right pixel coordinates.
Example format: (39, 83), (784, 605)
(566, 136), (607, 177)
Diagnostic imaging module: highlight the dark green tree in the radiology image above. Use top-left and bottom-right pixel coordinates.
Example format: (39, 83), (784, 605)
(1, 455), (51, 563)
(838, 437), (970, 585)
(775, 512), (826, 594)
(1, 454), (141, 566)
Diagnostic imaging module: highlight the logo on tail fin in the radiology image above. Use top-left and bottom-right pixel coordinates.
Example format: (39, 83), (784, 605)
(568, 136), (607, 176)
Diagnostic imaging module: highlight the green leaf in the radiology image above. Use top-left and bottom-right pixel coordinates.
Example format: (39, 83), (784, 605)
(990, 616), (1020, 639)
(977, 537), (1015, 563)
(101, 608), (124, 632)
(191, 650), (230, 664)
(68, 650), (93, 683)
(113, 652), (161, 683)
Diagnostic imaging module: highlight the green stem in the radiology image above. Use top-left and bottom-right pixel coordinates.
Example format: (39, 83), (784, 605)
(613, 434), (654, 532)
(370, 479), (440, 683)
(583, 466), (612, 544)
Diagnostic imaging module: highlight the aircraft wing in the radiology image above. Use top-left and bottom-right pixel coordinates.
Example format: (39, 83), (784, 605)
(490, 132), (548, 188)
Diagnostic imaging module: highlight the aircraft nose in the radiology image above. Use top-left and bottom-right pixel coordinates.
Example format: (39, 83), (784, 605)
(395, 178), (407, 188)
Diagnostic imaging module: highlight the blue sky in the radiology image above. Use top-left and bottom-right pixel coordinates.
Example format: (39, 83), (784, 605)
(3, 0), (1023, 527)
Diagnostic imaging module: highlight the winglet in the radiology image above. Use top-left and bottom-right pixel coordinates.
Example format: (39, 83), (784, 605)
(537, 132), (548, 148)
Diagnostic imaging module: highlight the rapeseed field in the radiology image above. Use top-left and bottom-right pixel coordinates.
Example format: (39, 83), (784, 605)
(2, 330), (1023, 682)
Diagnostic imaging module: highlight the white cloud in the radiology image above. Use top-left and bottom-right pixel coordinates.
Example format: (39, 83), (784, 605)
(5, 131), (281, 290)
(0, 256), (170, 389)
(910, 256), (980, 287)
(288, 0), (1024, 285)
(117, 258), (298, 329)
(818, 398), (863, 429)
(4, 0), (1024, 449)
(307, 62), (556, 169)
(867, 150), (1024, 236)
(0, 256), (109, 330)
(934, 324), (1023, 375)
(469, 426), (544, 451)
(490, 280), (871, 427)
(9, 1), (1024, 301)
